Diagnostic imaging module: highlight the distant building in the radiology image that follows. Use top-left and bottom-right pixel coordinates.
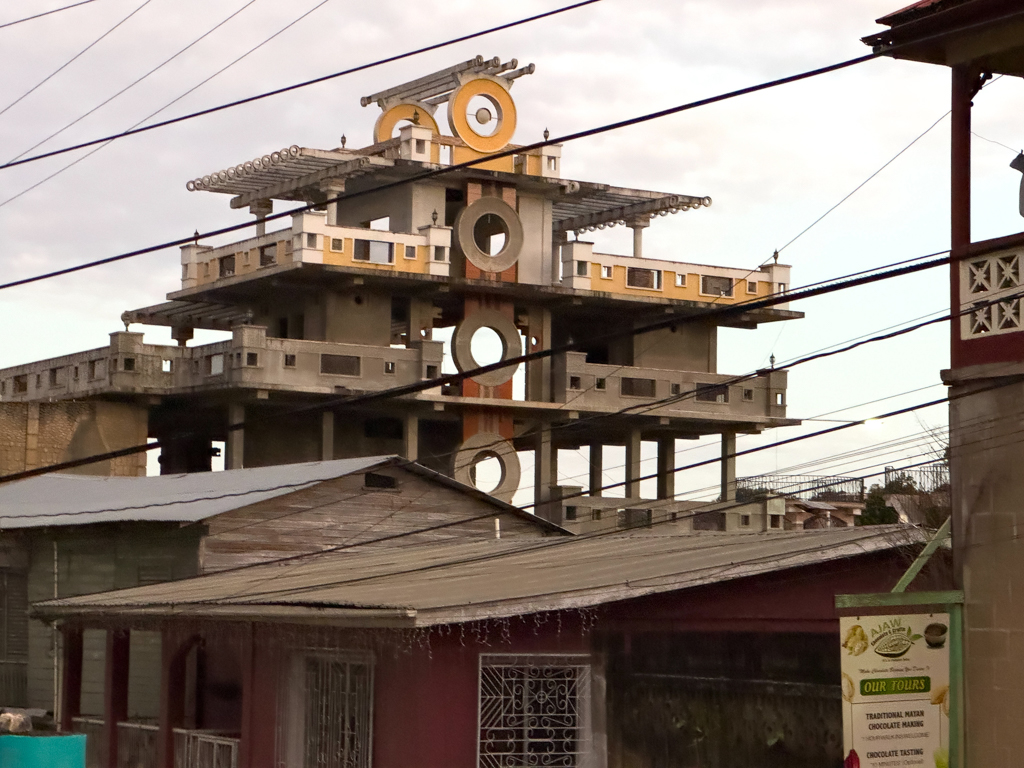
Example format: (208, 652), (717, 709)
(0, 57), (799, 529)
(35, 526), (945, 768)
(0, 457), (563, 712)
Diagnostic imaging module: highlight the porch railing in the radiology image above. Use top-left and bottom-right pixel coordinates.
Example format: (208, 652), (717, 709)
(72, 717), (106, 768)
(71, 719), (238, 768)
(119, 721), (159, 768)
(173, 729), (239, 768)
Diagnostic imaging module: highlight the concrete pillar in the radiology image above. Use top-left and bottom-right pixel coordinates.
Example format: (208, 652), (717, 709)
(533, 423), (555, 521)
(589, 443), (603, 497)
(250, 199), (272, 237)
(103, 630), (130, 768)
(721, 432), (737, 502)
(24, 403), (39, 471)
(526, 307), (552, 403)
(59, 626), (83, 732)
(321, 411), (335, 461)
(157, 635), (188, 768)
(628, 217), (650, 259)
(656, 438), (675, 500)
(226, 403), (244, 470)
(625, 429), (642, 499)
(403, 414), (419, 461)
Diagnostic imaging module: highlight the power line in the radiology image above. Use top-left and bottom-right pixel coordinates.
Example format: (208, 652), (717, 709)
(775, 74), (1006, 255)
(0, 0), (330, 209)
(6, 0), (260, 165)
(0, 0), (604, 172)
(0, 246), (953, 484)
(0, 0), (155, 120)
(0, 0), (98, 31)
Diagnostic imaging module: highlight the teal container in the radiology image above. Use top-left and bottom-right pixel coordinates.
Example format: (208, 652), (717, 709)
(0, 734), (86, 768)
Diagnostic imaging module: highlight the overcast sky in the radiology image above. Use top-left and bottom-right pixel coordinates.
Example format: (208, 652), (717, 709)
(1, 0), (1022, 498)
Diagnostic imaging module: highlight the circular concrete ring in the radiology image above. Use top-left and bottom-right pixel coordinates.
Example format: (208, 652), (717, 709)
(452, 432), (521, 503)
(453, 196), (524, 274)
(373, 101), (439, 144)
(448, 77), (517, 153)
(452, 308), (521, 387)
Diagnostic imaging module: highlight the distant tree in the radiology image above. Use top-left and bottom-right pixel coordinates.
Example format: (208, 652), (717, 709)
(883, 472), (918, 494)
(857, 484), (899, 526)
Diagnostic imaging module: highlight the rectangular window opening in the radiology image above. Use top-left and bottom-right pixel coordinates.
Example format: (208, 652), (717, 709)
(600, 265), (613, 279)
(569, 376), (581, 390)
(122, 358), (135, 372)
(433, 245), (447, 262)
(775, 392), (785, 406)
(695, 383), (729, 403)
(246, 352), (259, 367)
(575, 261), (588, 277)
(162, 360), (173, 373)
(354, 240), (394, 264)
(219, 255), (235, 277)
(425, 365), (439, 379)
(671, 383), (681, 395)
(595, 377), (606, 391)
(626, 267), (662, 290)
(415, 138), (426, 154)
(743, 388), (754, 401)
(306, 233), (317, 249)
(321, 354), (361, 376)
(478, 655), (591, 768)
(405, 245), (416, 260)
(259, 244), (277, 266)
(384, 361), (396, 375)
(701, 275), (734, 297)
(284, 354), (297, 368)
(741, 514), (751, 527)
(331, 238), (345, 252)
(621, 377), (656, 398)
(747, 280), (757, 293)
(675, 273), (686, 287)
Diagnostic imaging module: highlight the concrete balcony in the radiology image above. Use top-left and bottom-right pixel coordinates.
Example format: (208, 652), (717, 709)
(559, 241), (791, 310)
(552, 351), (788, 424)
(181, 212), (452, 290)
(0, 329), (444, 402)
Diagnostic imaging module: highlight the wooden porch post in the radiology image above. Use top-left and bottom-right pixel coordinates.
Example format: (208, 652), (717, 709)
(103, 629), (130, 768)
(237, 624), (256, 768)
(157, 630), (189, 768)
(59, 626), (83, 732)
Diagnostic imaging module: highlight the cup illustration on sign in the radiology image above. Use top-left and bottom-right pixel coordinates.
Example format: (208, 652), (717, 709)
(925, 622), (948, 649)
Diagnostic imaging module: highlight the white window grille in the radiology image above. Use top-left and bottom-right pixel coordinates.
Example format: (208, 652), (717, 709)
(477, 653), (591, 768)
(962, 249), (1024, 339)
(278, 651), (373, 768)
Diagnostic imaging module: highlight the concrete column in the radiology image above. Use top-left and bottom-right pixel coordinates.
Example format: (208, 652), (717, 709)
(321, 411), (335, 461)
(625, 429), (642, 499)
(24, 403), (39, 471)
(589, 443), (603, 497)
(250, 199), (272, 237)
(403, 414), (419, 461)
(656, 438), (675, 500)
(226, 403), (245, 470)
(628, 217), (650, 259)
(526, 307), (552, 403)
(533, 424), (555, 521)
(721, 432), (736, 502)
(103, 630), (130, 768)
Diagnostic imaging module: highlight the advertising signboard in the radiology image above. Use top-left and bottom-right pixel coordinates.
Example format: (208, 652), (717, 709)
(840, 613), (950, 768)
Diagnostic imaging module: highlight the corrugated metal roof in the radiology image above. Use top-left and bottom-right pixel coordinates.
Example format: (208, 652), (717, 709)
(35, 525), (922, 627)
(0, 456), (394, 529)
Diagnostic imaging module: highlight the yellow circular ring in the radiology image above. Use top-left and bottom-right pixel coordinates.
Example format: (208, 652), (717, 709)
(373, 102), (439, 144)
(448, 78), (517, 153)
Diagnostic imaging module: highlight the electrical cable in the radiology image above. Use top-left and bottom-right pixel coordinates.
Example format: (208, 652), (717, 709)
(0, 0), (155, 119)
(0, 0), (335, 209)
(0, 1), (98, 31)
(5, 0), (260, 165)
(0, 0), (604, 171)
(0, 246), (955, 483)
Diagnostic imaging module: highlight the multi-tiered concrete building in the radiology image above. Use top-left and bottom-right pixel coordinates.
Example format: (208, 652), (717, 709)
(0, 57), (800, 527)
